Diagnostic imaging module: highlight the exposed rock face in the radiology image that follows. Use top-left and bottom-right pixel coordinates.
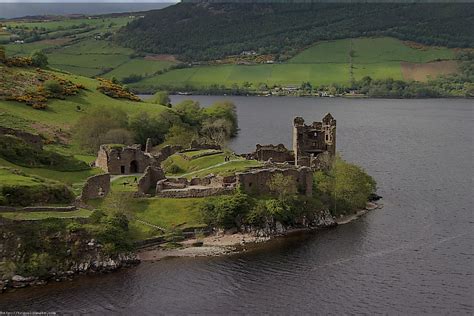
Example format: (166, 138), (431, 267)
(0, 220), (139, 293)
(137, 166), (165, 195)
(241, 209), (336, 237)
(80, 173), (110, 200)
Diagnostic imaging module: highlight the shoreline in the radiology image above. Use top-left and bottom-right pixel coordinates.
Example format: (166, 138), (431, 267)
(138, 201), (382, 261)
(138, 93), (472, 100)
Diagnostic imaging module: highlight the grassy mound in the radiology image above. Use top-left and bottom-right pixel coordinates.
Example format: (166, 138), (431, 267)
(162, 150), (262, 177)
(0, 135), (89, 171)
(0, 167), (75, 206)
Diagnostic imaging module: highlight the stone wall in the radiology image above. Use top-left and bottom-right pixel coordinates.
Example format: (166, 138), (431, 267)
(137, 166), (166, 195)
(293, 114), (336, 167)
(95, 144), (155, 175)
(153, 145), (183, 165)
(0, 205), (76, 213)
(156, 187), (235, 198)
(236, 167), (313, 197)
(0, 126), (43, 150)
(253, 144), (294, 163)
(80, 173), (110, 200)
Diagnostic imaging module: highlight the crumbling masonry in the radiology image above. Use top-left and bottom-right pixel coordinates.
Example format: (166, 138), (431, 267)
(293, 113), (336, 168)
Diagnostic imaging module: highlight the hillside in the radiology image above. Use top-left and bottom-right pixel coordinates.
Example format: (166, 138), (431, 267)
(117, 2), (474, 61)
(129, 37), (461, 92)
(1, 15), (177, 79)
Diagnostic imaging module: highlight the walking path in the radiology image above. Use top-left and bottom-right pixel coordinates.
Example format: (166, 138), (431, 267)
(177, 159), (240, 178)
(136, 218), (166, 232)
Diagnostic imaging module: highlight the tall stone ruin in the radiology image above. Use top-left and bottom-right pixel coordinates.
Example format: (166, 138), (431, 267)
(293, 113), (336, 168)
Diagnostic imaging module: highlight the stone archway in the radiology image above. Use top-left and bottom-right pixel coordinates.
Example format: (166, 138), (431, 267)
(130, 160), (139, 173)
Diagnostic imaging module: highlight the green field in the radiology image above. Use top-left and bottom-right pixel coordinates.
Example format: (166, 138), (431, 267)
(131, 37), (457, 90)
(0, 71), (170, 130)
(163, 150), (262, 177)
(104, 59), (175, 81)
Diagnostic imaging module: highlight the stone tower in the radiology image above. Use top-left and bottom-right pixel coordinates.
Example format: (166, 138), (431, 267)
(292, 113), (336, 167)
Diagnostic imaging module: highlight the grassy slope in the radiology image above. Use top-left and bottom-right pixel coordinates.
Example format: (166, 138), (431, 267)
(0, 68), (169, 194)
(104, 151), (262, 240)
(0, 71), (169, 131)
(3, 16), (171, 79)
(132, 37), (457, 89)
(0, 209), (92, 221)
(163, 150), (262, 177)
(104, 59), (175, 81)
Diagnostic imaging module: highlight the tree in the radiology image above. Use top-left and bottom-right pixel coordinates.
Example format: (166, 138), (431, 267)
(200, 118), (232, 146)
(128, 111), (176, 145)
(149, 91), (171, 107)
(203, 101), (238, 136)
(102, 128), (134, 145)
(173, 100), (203, 127)
(73, 107), (129, 153)
(314, 156), (376, 215)
(267, 173), (297, 199)
(164, 124), (198, 147)
(31, 50), (48, 68)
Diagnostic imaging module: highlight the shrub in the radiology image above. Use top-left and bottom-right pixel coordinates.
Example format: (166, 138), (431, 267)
(96, 78), (140, 101)
(166, 163), (184, 174)
(44, 79), (63, 94)
(200, 193), (250, 229)
(149, 91), (171, 106)
(314, 156), (376, 216)
(30, 50), (48, 68)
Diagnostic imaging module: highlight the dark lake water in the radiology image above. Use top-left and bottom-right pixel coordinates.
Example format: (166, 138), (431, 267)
(1, 96), (472, 314)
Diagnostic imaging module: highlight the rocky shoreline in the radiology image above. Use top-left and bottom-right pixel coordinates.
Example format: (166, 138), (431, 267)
(0, 250), (139, 293)
(138, 202), (382, 261)
(2, 202), (381, 293)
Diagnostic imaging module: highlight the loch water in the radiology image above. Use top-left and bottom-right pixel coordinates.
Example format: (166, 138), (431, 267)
(1, 97), (472, 314)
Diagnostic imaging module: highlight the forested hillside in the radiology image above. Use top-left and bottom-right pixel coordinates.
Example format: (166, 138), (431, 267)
(116, 1), (474, 61)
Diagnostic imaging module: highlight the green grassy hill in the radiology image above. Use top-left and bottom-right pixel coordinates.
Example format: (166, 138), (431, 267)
(130, 37), (458, 91)
(116, 2), (473, 61)
(2, 16), (178, 80)
(0, 63), (171, 211)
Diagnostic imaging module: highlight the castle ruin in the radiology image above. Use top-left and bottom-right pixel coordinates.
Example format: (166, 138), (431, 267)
(293, 113), (336, 168)
(95, 144), (157, 175)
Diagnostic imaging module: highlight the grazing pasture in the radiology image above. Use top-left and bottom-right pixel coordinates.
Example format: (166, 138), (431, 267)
(131, 37), (457, 90)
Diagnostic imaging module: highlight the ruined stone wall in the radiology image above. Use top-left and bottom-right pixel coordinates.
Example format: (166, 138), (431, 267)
(237, 167), (312, 197)
(0, 126), (43, 150)
(188, 140), (221, 151)
(137, 166), (165, 195)
(156, 187), (235, 198)
(253, 144), (294, 163)
(95, 145), (155, 175)
(153, 145), (183, 165)
(293, 114), (336, 167)
(80, 173), (110, 200)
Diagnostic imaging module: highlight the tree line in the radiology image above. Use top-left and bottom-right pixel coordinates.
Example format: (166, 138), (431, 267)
(116, 2), (474, 61)
(73, 93), (239, 153)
